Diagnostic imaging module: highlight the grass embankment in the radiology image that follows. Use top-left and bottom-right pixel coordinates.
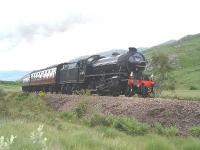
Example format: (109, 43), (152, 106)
(162, 90), (200, 100)
(0, 88), (200, 150)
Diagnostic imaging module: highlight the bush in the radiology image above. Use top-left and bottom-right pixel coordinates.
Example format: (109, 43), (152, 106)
(89, 114), (112, 127)
(75, 102), (88, 118)
(165, 126), (178, 136)
(154, 122), (165, 135)
(113, 117), (150, 135)
(59, 111), (75, 120)
(96, 126), (121, 138)
(154, 122), (178, 136)
(89, 114), (149, 136)
(189, 126), (200, 137)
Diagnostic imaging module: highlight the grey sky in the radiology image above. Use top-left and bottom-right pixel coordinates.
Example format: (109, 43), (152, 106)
(0, 0), (199, 70)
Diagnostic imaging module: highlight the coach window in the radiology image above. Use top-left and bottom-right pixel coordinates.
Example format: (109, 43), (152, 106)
(47, 70), (50, 78)
(44, 71), (46, 78)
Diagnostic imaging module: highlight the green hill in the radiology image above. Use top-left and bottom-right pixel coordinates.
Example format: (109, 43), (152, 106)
(145, 33), (200, 90)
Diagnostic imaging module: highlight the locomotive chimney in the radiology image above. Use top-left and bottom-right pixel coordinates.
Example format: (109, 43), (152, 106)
(129, 47), (137, 53)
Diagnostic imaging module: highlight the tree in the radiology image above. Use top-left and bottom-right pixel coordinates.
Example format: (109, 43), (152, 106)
(150, 52), (177, 96)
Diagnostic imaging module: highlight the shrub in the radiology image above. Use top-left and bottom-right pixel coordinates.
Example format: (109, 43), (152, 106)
(89, 114), (150, 136)
(154, 122), (178, 136)
(154, 122), (165, 135)
(96, 126), (121, 138)
(89, 113), (112, 127)
(75, 102), (88, 118)
(113, 117), (150, 135)
(189, 126), (200, 137)
(165, 126), (178, 136)
(59, 111), (75, 120)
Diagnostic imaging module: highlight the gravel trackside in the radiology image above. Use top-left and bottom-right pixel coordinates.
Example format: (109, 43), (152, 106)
(44, 94), (200, 135)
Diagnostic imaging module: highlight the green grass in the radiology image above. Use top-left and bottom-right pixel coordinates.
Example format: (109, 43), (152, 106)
(0, 87), (200, 149)
(0, 81), (21, 92)
(162, 90), (200, 100)
(189, 126), (200, 137)
(0, 120), (200, 150)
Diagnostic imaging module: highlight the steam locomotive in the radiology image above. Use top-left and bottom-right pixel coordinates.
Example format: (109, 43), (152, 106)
(21, 47), (154, 97)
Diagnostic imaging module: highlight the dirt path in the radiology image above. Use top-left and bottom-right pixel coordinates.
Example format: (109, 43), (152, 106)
(44, 94), (200, 135)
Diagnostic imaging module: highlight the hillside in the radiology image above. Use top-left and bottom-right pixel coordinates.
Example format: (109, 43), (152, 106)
(145, 33), (200, 90)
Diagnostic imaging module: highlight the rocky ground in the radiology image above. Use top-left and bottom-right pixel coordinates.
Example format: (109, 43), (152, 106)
(44, 94), (200, 135)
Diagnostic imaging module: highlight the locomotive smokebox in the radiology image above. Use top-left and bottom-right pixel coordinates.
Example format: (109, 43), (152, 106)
(129, 47), (137, 53)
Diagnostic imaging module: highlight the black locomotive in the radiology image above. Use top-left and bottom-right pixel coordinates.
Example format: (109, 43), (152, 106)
(21, 47), (152, 96)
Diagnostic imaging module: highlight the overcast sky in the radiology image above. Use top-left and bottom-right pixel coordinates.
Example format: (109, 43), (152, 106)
(0, 0), (199, 71)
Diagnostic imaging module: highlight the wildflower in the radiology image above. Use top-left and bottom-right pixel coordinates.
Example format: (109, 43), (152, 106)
(0, 135), (16, 150)
(30, 124), (48, 150)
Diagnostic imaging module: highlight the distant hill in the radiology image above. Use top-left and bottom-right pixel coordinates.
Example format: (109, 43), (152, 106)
(153, 40), (177, 47)
(0, 71), (29, 81)
(145, 33), (200, 90)
(69, 49), (127, 62)
(69, 48), (147, 62)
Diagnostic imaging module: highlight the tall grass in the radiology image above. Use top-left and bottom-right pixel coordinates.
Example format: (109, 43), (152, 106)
(0, 89), (54, 122)
(0, 88), (200, 149)
(0, 120), (200, 150)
